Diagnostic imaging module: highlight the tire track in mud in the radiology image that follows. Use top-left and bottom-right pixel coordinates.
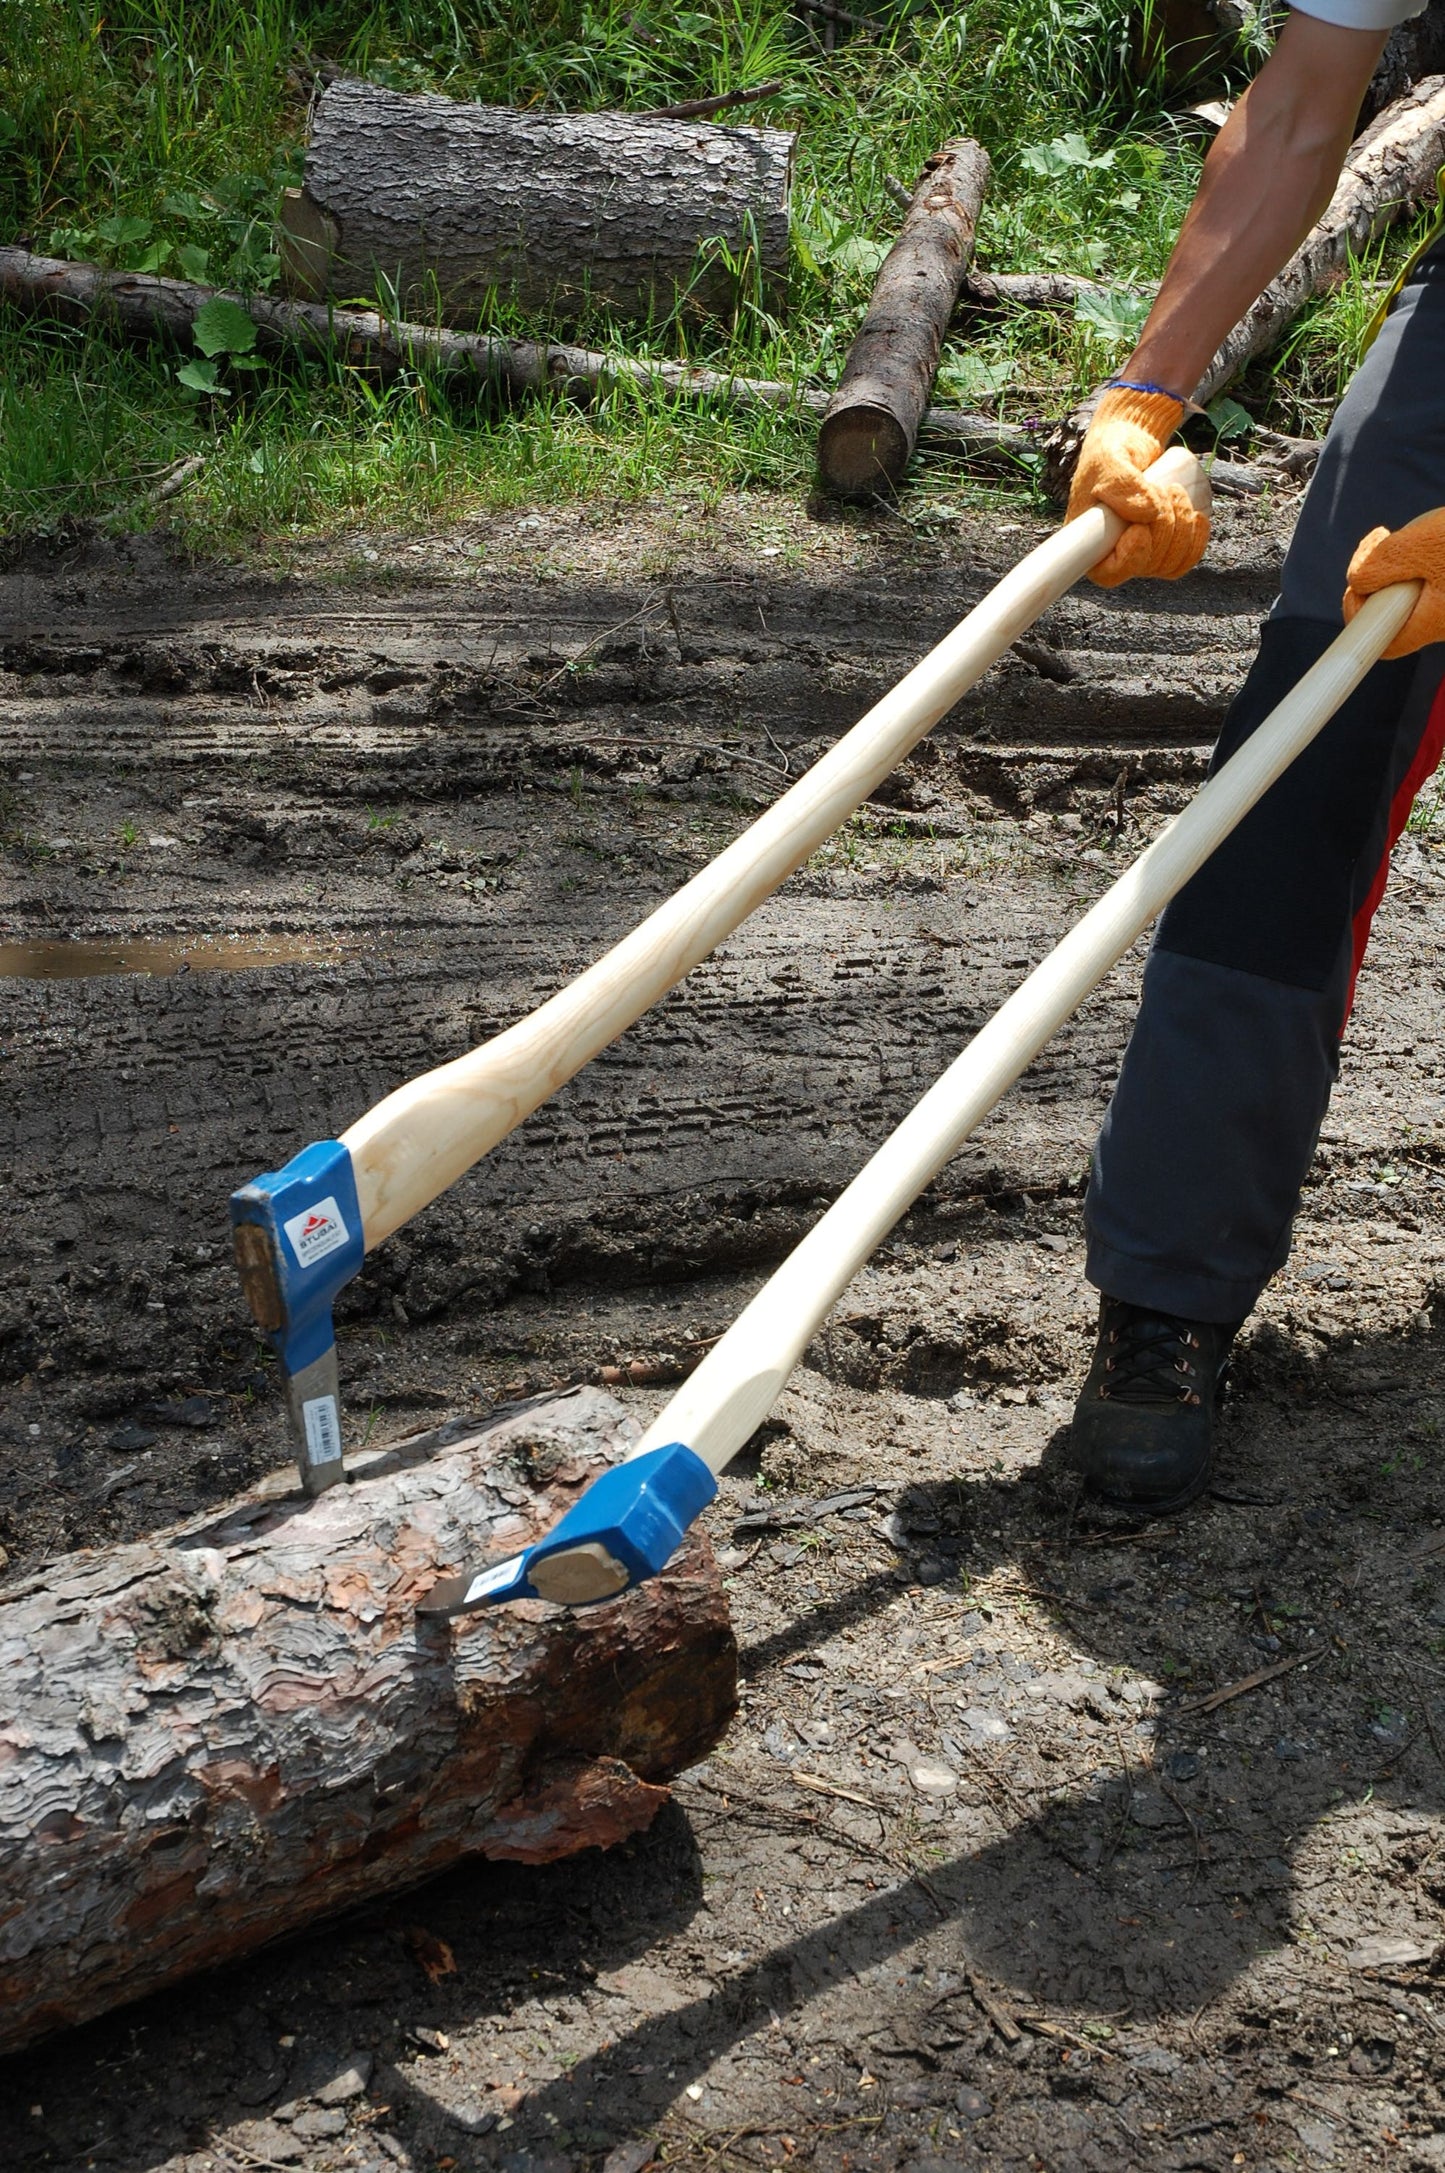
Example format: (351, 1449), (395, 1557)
(11, 523), (1432, 1569)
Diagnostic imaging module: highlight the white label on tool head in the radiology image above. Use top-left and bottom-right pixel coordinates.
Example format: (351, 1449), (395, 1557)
(302, 1395), (343, 1466)
(283, 1195), (350, 1270)
(463, 1554), (527, 1606)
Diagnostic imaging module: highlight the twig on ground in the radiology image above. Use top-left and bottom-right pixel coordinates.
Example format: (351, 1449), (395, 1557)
(963, 1970), (1022, 2044)
(1177, 1652), (1304, 1713)
(791, 1768), (883, 1811)
(641, 80), (785, 120)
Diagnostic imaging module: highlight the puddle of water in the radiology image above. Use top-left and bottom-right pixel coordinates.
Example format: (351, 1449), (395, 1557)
(0, 936), (341, 980)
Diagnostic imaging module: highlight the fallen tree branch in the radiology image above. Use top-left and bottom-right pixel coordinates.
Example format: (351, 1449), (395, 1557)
(640, 80), (785, 121)
(0, 246), (1038, 473)
(960, 269), (1155, 313)
(1194, 72), (1445, 403)
(818, 137), (993, 497)
(1043, 75), (1445, 498)
(0, 1388), (736, 2055)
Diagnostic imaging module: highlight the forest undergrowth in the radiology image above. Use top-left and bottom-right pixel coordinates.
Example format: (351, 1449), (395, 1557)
(0, 0), (1432, 545)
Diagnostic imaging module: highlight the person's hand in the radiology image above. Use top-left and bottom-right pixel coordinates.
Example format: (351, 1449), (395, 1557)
(1343, 509), (1445, 657)
(1065, 385), (1209, 588)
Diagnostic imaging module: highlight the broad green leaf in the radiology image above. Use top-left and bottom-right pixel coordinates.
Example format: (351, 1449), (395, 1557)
(176, 243), (211, 284)
(97, 213), (152, 248)
(0, 112), (18, 148)
(1021, 133), (1116, 178)
(162, 191), (207, 222)
(192, 296), (257, 356)
(129, 241), (171, 273)
(1207, 394), (1253, 443)
(829, 235), (888, 279)
(1075, 287), (1151, 341)
(937, 351), (1015, 401)
(176, 356), (229, 395)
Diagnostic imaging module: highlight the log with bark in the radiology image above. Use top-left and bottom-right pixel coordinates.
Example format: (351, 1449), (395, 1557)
(959, 269), (1156, 316)
(817, 138), (992, 499)
(278, 77), (794, 328)
(0, 1387), (736, 2056)
(1043, 76), (1445, 500)
(0, 246), (1041, 475)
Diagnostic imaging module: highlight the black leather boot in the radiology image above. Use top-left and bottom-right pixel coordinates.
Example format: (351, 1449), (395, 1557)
(1071, 1297), (1241, 1514)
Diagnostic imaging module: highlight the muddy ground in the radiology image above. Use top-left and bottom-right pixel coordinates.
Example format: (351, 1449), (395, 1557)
(5, 485), (1445, 2172)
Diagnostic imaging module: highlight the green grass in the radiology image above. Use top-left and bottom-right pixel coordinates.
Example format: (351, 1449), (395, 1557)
(0, 0), (1422, 544)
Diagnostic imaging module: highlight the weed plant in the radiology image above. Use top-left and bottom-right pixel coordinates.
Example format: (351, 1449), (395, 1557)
(0, 0), (1424, 543)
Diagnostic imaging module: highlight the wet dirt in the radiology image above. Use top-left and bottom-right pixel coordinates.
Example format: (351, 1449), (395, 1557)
(5, 488), (1445, 2173)
(0, 933), (348, 978)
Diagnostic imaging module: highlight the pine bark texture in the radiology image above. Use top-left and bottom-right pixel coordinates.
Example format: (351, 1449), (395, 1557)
(817, 138), (992, 499)
(0, 1388), (736, 2057)
(280, 78), (795, 326)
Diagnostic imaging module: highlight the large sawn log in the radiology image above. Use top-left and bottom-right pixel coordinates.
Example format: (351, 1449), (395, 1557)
(817, 138), (992, 498)
(279, 77), (795, 327)
(0, 1388), (736, 2056)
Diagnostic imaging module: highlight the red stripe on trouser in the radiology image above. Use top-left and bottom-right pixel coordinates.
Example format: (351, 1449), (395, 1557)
(1343, 669), (1445, 1028)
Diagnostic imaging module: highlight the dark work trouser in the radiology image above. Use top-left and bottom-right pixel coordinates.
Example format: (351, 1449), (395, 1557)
(1084, 250), (1445, 1324)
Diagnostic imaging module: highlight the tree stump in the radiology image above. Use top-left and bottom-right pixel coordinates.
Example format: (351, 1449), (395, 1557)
(0, 1388), (736, 2056)
(278, 78), (795, 328)
(817, 138), (991, 500)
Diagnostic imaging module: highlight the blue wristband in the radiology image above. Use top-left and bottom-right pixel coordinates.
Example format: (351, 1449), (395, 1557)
(1103, 376), (1187, 405)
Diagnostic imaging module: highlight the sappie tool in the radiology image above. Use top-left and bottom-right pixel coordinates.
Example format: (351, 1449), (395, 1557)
(231, 451), (1209, 1493)
(419, 578), (1421, 1611)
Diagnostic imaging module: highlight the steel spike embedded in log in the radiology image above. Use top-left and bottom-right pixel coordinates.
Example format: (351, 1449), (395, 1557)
(278, 78), (795, 327)
(0, 1389), (736, 2057)
(817, 137), (992, 499)
(428, 577), (1420, 1611)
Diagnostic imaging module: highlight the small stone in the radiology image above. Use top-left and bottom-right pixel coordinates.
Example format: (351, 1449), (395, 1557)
(315, 2055), (373, 2105)
(955, 2087), (992, 2120)
(107, 1423), (158, 1454)
(956, 1706), (1011, 1744)
(142, 1394), (215, 1430)
(443, 2100), (498, 2135)
(601, 2144), (656, 2173)
(909, 1761), (959, 1797)
(915, 1557), (949, 1586)
(230, 2124), (302, 2165)
(1164, 1750), (1201, 1782)
(1274, 1737), (1305, 1762)
(292, 2107), (349, 2140)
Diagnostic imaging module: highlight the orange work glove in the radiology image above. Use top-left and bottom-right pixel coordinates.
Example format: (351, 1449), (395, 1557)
(1342, 508), (1445, 658)
(1065, 385), (1209, 589)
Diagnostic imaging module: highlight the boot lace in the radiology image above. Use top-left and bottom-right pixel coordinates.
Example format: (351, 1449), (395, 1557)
(1099, 1307), (1204, 1407)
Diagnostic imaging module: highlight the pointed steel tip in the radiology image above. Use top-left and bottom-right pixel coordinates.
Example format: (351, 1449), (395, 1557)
(415, 1571), (477, 1617)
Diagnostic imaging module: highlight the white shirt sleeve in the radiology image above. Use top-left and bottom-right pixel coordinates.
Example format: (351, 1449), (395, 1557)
(1288, 0), (1426, 28)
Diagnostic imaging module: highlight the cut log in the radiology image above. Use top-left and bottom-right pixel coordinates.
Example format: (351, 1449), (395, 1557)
(0, 247), (1036, 473)
(278, 77), (794, 327)
(1043, 76), (1445, 501)
(0, 1387), (735, 2056)
(817, 138), (992, 499)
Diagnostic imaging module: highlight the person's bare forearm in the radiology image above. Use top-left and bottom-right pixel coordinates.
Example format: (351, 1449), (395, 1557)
(1122, 11), (1388, 403)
